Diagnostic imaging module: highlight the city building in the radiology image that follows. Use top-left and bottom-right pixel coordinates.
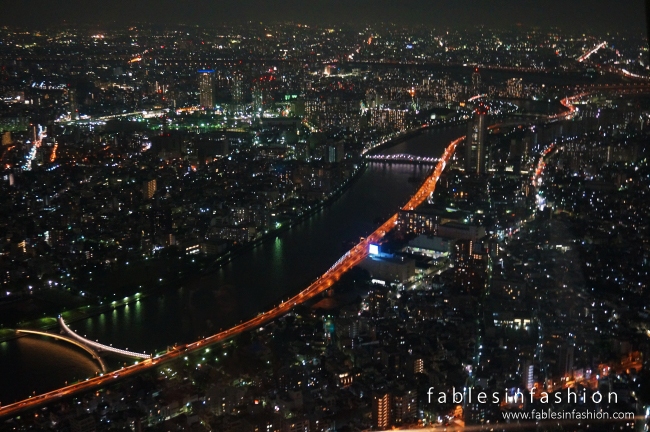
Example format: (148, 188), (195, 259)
(436, 222), (486, 241)
(360, 254), (416, 284)
(231, 72), (245, 109)
(471, 68), (482, 92)
(453, 239), (487, 292)
(142, 179), (157, 200)
(2, 131), (11, 146)
(372, 392), (391, 429)
(397, 204), (469, 235)
(465, 104), (488, 175)
(198, 69), (215, 108)
(507, 78), (523, 98)
(392, 389), (417, 425)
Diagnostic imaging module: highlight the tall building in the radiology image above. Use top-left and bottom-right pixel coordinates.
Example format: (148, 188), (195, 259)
(251, 74), (278, 113)
(471, 68), (481, 92)
(142, 179), (157, 200)
(465, 104), (488, 175)
(198, 69), (215, 108)
(372, 392), (391, 429)
(507, 78), (523, 98)
(560, 340), (575, 378)
(326, 141), (344, 163)
(2, 131), (12, 146)
(392, 390), (417, 425)
(68, 88), (78, 120)
(453, 239), (487, 293)
(231, 72), (244, 109)
(413, 358), (424, 374)
(524, 362), (535, 391)
(252, 83), (263, 112)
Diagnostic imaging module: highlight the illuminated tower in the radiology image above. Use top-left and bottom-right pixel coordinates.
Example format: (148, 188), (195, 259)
(471, 68), (481, 92)
(198, 69), (215, 108)
(465, 104), (488, 175)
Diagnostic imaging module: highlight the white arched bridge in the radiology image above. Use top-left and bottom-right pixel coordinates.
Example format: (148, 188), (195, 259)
(16, 329), (109, 373)
(16, 317), (151, 372)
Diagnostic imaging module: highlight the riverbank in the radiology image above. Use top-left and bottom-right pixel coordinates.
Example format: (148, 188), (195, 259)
(0, 164), (366, 343)
(0, 120), (488, 345)
(2, 118), (478, 337)
(1, 127), (425, 343)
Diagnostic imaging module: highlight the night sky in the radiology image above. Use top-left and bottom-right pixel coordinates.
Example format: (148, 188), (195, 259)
(0, 0), (646, 31)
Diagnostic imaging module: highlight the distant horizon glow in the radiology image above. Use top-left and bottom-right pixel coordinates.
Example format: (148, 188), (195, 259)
(0, 0), (644, 32)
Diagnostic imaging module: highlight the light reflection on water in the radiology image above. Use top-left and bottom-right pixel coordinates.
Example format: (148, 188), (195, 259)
(0, 336), (98, 404)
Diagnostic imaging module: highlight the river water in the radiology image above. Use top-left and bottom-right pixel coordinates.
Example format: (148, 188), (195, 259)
(0, 125), (470, 404)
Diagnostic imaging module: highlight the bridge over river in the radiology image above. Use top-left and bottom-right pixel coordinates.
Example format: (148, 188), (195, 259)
(15, 317), (151, 373)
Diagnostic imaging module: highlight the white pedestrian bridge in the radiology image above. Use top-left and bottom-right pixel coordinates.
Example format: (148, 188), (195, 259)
(16, 317), (151, 371)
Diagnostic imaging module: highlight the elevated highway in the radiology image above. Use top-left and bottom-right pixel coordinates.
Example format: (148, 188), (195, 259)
(577, 41), (607, 62)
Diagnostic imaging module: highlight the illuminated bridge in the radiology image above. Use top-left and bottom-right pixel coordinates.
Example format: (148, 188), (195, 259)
(577, 41), (607, 62)
(366, 153), (441, 164)
(574, 82), (650, 91)
(57, 316), (151, 360)
(15, 329), (108, 373)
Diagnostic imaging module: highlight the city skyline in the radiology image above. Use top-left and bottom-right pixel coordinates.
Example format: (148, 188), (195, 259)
(0, 15), (649, 431)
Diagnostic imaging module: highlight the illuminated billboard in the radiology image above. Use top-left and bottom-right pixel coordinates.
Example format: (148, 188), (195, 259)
(369, 244), (379, 256)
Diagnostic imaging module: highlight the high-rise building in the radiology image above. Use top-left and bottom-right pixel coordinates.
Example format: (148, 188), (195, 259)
(560, 340), (575, 378)
(231, 72), (244, 109)
(413, 358), (424, 374)
(326, 141), (344, 163)
(524, 362), (535, 391)
(2, 131), (12, 146)
(453, 239), (487, 292)
(465, 104), (488, 175)
(142, 179), (157, 200)
(507, 78), (523, 98)
(393, 389), (417, 425)
(251, 74), (278, 113)
(198, 69), (215, 108)
(471, 68), (481, 92)
(252, 80), (264, 112)
(372, 392), (391, 429)
(68, 88), (78, 120)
